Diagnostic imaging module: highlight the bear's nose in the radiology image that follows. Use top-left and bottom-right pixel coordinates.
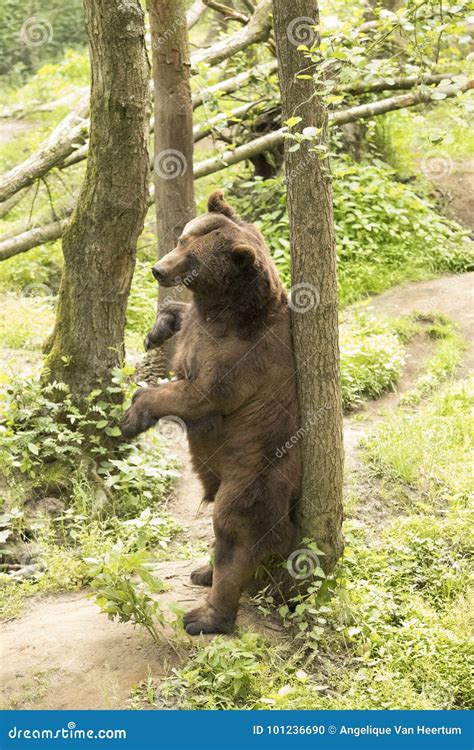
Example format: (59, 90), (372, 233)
(152, 265), (165, 281)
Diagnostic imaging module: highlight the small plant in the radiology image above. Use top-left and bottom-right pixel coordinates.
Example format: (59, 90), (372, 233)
(86, 539), (167, 644)
(363, 377), (473, 503)
(162, 633), (271, 709)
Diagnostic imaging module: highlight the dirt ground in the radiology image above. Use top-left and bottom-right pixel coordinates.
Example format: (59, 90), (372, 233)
(1, 270), (472, 710)
(426, 156), (474, 234)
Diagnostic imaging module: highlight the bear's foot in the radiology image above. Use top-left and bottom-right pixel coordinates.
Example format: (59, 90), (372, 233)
(190, 564), (213, 587)
(183, 603), (235, 635)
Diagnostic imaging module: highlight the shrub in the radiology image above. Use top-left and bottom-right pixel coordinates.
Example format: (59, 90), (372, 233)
(229, 159), (472, 306)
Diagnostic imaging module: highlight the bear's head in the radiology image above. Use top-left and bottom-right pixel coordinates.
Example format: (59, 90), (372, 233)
(151, 191), (261, 294)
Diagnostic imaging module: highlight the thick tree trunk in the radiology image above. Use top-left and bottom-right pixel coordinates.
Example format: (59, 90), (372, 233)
(272, 1), (344, 571)
(149, 0), (195, 370)
(43, 0), (150, 398)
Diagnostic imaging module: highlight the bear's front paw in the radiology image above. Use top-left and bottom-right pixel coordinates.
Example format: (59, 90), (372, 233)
(120, 393), (157, 440)
(183, 602), (235, 635)
(144, 325), (169, 351)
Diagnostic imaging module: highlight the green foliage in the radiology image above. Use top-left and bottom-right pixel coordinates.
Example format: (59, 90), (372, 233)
(0, 292), (55, 351)
(372, 99), (474, 177)
(340, 313), (406, 409)
(163, 634), (272, 709)
(126, 255), (157, 346)
(0, 374), (126, 477)
(0, 245), (62, 294)
(230, 160), (472, 307)
(400, 316), (466, 405)
(0, 3), (87, 78)
(0, 367), (180, 619)
(86, 539), (167, 643)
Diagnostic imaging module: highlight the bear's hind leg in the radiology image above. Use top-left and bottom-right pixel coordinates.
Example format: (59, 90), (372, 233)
(184, 487), (261, 634)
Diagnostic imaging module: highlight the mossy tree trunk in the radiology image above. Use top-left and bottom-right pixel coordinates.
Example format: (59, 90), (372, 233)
(272, 0), (344, 572)
(44, 0), (150, 399)
(149, 0), (195, 371)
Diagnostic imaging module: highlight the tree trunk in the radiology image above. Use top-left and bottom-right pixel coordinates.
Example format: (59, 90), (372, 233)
(43, 0), (150, 398)
(272, 1), (344, 571)
(149, 0), (195, 370)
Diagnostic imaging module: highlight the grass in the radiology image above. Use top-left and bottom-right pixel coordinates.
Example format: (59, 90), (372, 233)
(0, 292), (55, 350)
(339, 310), (464, 411)
(340, 312), (406, 410)
(363, 377), (473, 505)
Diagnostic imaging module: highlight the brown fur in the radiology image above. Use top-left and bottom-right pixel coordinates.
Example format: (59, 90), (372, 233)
(121, 191), (302, 634)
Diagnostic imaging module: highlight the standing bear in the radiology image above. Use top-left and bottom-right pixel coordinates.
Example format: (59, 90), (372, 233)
(121, 191), (302, 634)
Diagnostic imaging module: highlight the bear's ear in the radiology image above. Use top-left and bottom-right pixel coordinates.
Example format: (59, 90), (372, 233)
(232, 243), (256, 266)
(208, 190), (238, 221)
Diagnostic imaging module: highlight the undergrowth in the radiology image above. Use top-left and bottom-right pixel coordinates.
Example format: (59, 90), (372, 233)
(0, 370), (180, 619)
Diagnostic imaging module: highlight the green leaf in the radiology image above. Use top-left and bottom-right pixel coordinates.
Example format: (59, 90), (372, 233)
(106, 426), (122, 437)
(285, 116), (302, 127)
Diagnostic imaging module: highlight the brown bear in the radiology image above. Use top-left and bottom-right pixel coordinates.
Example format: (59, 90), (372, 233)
(121, 191), (301, 635)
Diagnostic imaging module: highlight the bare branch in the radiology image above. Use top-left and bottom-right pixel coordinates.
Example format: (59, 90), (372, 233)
(0, 97), (89, 203)
(192, 59), (278, 108)
(202, 0), (249, 24)
(187, 0), (207, 27)
(192, 0), (272, 67)
(340, 72), (463, 96)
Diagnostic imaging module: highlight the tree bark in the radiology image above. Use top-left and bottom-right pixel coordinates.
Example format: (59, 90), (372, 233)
(149, 0), (195, 371)
(43, 0), (150, 398)
(272, 0), (344, 571)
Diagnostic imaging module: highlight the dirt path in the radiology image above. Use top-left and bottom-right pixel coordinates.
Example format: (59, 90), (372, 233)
(1, 272), (472, 710)
(423, 156), (474, 235)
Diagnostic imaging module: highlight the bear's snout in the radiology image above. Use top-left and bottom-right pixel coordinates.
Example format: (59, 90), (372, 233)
(151, 264), (166, 282)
